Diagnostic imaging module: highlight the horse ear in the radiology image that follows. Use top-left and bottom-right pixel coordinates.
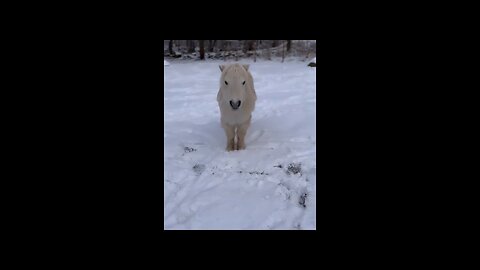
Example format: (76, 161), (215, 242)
(219, 65), (225, 72)
(242, 64), (249, 71)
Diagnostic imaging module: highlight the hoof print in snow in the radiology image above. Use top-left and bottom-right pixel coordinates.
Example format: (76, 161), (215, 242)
(286, 163), (302, 175)
(238, 170), (269, 175)
(249, 171), (269, 175)
(298, 193), (307, 208)
(184, 146), (197, 153)
(192, 164), (205, 175)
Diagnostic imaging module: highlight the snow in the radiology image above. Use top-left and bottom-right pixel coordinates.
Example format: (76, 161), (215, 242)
(164, 59), (316, 230)
(164, 60), (170, 66)
(310, 57), (316, 63)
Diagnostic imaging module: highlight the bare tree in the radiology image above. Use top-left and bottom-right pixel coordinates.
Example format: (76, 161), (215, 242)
(305, 40), (311, 59)
(163, 40), (315, 61)
(187, 40), (195, 53)
(208, 40), (216, 52)
(212, 40), (217, 52)
(249, 40), (255, 51)
(254, 40), (258, 62)
(223, 41), (227, 61)
(243, 40), (253, 53)
(199, 40), (205, 60)
(235, 41), (239, 61)
(169, 40), (174, 56)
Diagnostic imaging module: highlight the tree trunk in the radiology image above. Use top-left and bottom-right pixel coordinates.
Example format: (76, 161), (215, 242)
(243, 40), (254, 53)
(305, 40), (311, 59)
(211, 40), (216, 52)
(187, 40), (195, 53)
(199, 40), (205, 60)
(254, 40), (258, 62)
(223, 41), (227, 61)
(169, 40), (174, 55)
(287, 40), (291, 52)
(282, 40), (285, 63)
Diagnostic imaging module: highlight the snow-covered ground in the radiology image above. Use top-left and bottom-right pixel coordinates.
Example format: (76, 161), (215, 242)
(164, 59), (316, 230)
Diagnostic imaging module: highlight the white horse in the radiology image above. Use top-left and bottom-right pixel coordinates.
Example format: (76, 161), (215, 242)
(217, 64), (257, 151)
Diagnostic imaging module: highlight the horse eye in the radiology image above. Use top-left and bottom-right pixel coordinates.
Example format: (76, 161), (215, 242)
(242, 81), (245, 85)
(225, 81), (228, 85)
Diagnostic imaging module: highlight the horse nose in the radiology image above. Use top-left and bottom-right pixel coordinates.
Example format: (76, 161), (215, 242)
(229, 100), (241, 110)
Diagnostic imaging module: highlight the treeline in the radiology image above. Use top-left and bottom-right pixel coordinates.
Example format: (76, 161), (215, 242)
(164, 40), (316, 62)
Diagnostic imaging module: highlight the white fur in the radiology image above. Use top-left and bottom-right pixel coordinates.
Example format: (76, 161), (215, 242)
(217, 64), (257, 151)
